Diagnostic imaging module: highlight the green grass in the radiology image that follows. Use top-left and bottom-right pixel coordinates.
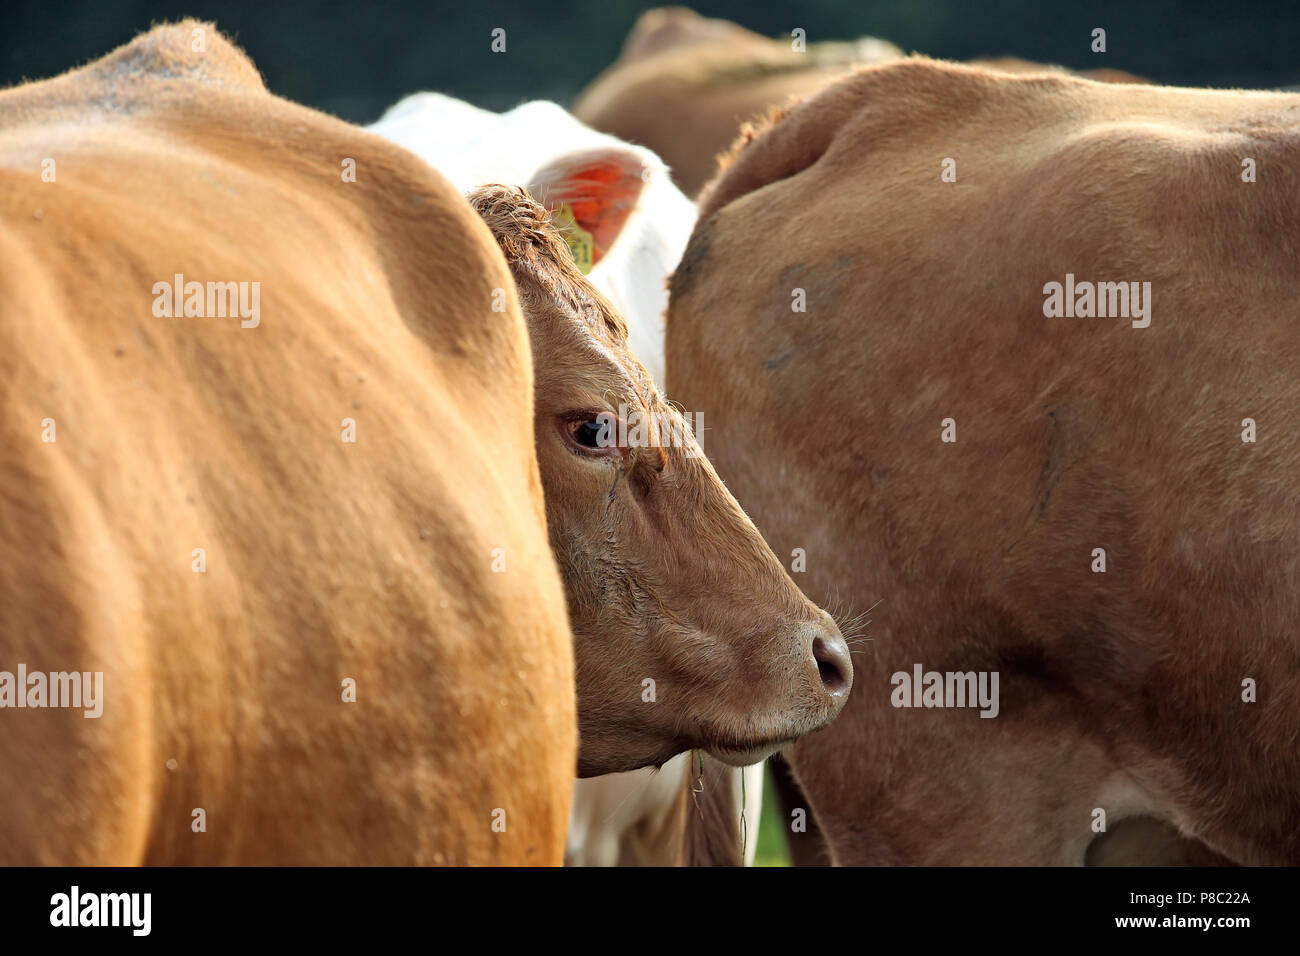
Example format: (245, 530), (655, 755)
(752, 763), (792, 867)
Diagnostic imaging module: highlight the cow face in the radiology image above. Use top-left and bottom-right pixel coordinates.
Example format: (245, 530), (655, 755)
(468, 184), (852, 776)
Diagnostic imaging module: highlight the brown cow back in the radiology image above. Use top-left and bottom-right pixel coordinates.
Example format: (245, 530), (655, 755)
(0, 22), (574, 864)
(670, 58), (1300, 864)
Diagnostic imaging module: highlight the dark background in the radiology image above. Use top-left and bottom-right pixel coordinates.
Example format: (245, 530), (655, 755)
(2, 1), (1297, 122)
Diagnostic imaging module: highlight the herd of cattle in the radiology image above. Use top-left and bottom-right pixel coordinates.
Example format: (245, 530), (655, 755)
(1, 6), (1296, 865)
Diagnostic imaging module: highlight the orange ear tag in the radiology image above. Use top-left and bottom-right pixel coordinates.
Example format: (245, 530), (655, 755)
(551, 202), (595, 275)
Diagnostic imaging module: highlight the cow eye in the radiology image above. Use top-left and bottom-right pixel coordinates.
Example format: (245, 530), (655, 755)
(561, 413), (617, 455)
(572, 419), (605, 448)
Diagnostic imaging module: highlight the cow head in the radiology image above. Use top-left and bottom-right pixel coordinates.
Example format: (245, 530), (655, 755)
(468, 184), (852, 776)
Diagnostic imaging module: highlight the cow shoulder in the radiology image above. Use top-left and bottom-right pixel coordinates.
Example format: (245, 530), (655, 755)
(0, 19), (262, 121)
(697, 57), (1050, 219)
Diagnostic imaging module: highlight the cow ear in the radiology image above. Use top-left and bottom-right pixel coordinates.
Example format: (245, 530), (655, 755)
(528, 147), (647, 268)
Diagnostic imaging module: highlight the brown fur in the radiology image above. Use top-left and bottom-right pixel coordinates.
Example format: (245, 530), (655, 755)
(668, 57), (1300, 864)
(0, 22), (574, 864)
(712, 103), (799, 180)
(465, 184), (854, 778)
(617, 5), (759, 62)
(970, 56), (1150, 85)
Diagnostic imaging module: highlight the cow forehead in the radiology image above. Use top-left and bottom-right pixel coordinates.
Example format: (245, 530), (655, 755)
(542, 348), (658, 417)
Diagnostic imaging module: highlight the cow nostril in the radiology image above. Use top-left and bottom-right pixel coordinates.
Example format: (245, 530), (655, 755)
(812, 633), (851, 696)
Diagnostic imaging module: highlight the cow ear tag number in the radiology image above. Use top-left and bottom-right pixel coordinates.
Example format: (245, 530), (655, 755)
(552, 202), (594, 275)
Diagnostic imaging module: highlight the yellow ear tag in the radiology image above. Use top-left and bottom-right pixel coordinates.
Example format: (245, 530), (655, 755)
(551, 202), (595, 275)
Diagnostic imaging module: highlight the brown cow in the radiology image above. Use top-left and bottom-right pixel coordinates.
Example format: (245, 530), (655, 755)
(573, 7), (901, 197)
(0, 22), (574, 865)
(574, 8), (1149, 199)
(668, 57), (1300, 865)
(467, 185), (852, 779)
(0, 24), (853, 864)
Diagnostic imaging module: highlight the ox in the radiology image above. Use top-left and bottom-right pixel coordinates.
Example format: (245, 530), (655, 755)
(464, 182), (792, 864)
(668, 57), (1300, 865)
(0, 21), (574, 865)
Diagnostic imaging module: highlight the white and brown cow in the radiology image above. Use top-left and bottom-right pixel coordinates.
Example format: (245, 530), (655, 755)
(668, 56), (1300, 865)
